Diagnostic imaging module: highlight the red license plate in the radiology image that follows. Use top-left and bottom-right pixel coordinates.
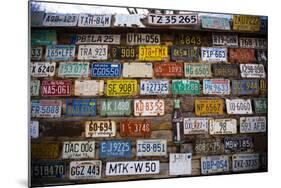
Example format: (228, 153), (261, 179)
(120, 119), (151, 137)
(41, 80), (72, 96)
(154, 63), (183, 77)
(229, 48), (256, 63)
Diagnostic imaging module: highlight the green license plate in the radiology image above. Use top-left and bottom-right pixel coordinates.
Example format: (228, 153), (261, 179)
(172, 79), (200, 94)
(100, 99), (132, 116)
(253, 98), (267, 113)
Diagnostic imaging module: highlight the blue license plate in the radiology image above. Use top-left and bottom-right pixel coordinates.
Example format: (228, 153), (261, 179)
(66, 99), (96, 116)
(232, 80), (259, 95)
(32, 161), (65, 179)
(99, 140), (131, 158)
(171, 46), (199, 61)
(92, 62), (121, 78)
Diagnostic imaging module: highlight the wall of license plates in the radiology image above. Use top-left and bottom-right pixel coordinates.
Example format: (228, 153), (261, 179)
(29, 2), (268, 187)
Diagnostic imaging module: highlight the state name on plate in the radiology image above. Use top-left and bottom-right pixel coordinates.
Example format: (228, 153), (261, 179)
(62, 141), (95, 159)
(232, 154), (259, 172)
(69, 160), (102, 180)
(240, 116), (266, 133)
(169, 153), (192, 175)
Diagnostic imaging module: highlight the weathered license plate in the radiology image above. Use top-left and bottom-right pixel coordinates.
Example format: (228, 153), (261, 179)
(31, 30), (57, 46)
(127, 33), (160, 45)
(224, 137), (253, 153)
(100, 140), (131, 158)
(195, 138), (223, 154)
(256, 49), (267, 62)
(78, 45), (108, 60)
(41, 80), (72, 96)
(136, 139), (167, 156)
(183, 117), (211, 134)
(140, 79), (169, 95)
(240, 116), (266, 133)
(203, 79), (230, 95)
(184, 63), (212, 77)
(111, 46), (136, 60)
(30, 62), (56, 77)
(229, 48), (256, 63)
(176, 33), (202, 45)
(78, 14), (111, 27)
(31, 47), (43, 60)
(92, 62), (121, 78)
(209, 119), (237, 135)
(106, 161), (160, 176)
(30, 121), (39, 139)
(74, 80), (104, 96)
(212, 34), (238, 46)
(253, 98), (267, 113)
(85, 120), (116, 137)
(62, 141), (95, 159)
(260, 79), (267, 95)
(169, 153), (192, 175)
(76, 34), (119, 44)
(31, 100), (61, 118)
(30, 80), (40, 96)
(232, 154), (259, 172)
(226, 99), (253, 114)
(154, 63), (183, 77)
(138, 46), (168, 61)
(201, 47), (227, 62)
(58, 62), (89, 78)
(134, 99), (165, 116)
(100, 99), (131, 116)
(120, 119), (152, 137)
(65, 99), (96, 116)
(195, 99), (224, 116)
(45, 45), (75, 61)
(201, 16), (230, 30)
(171, 46), (199, 61)
(233, 15), (260, 32)
(122, 63), (153, 78)
(114, 14), (145, 27)
(148, 13), (198, 25)
(201, 155), (229, 174)
(106, 79), (137, 96)
(32, 161), (65, 179)
(32, 143), (59, 159)
(43, 13), (78, 26)
(172, 79), (200, 94)
(240, 64), (266, 78)
(69, 161), (102, 180)
(232, 80), (259, 95)
(212, 63), (239, 77)
(239, 37), (267, 49)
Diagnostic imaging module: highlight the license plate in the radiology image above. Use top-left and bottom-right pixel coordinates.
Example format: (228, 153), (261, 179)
(122, 63), (153, 78)
(45, 45), (76, 61)
(232, 154), (259, 172)
(256, 49), (267, 62)
(172, 79), (200, 95)
(30, 80), (40, 96)
(74, 80), (104, 96)
(239, 37), (267, 49)
(201, 47), (227, 62)
(231, 80), (259, 95)
(154, 63), (183, 77)
(229, 48), (256, 63)
(184, 63), (212, 77)
(65, 99), (96, 116)
(31, 100), (61, 118)
(120, 119), (152, 137)
(171, 46), (199, 61)
(194, 138), (223, 154)
(224, 137), (253, 153)
(31, 47), (43, 60)
(31, 143), (59, 159)
(78, 14), (111, 27)
(136, 139), (167, 156)
(240, 64), (266, 78)
(212, 34), (238, 46)
(62, 141), (95, 159)
(111, 46), (136, 60)
(212, 63), (239, 77)
(32, 161), (65, 179)
(85, 120), (116, 137)
(260, 79), (267, 95)
(100, 140), (131, 158)
(201, 16), (230, 30)
(195, 99), (224, 116)
(169, 153), (192, 175)
(134, 99), (165, 116)
(140, 80), (170, 95)
(31, 30), (57, 45)
(183, 117), (211, 134)
(100, 99), (131, 116)
(240, 116), (266, 133)
(226, 99), (253, 114)
(106, 79), (137, 96)
(43, 13), (78, 26)
(30, 62), (56, 77)
(147, 13), (198, 25)
(30, 121), (39, 139)
(126, 33), (160, 45)
(75, 34), (120, 44)
(92, 62), (121, 78)
(201, 155), (229, 174)
(253, 98), (267, 113)
(41, 80), (72, 97)
(69, 161), (102, 180)
(203, 79), (230, 95)
(176, 34), (202, 45)
(114, 14), (145, 27)
(209, 119), (237, 135)
(105, 161), (160, 176)
(233, 15), (260, 32)
(138, 46), (168, 61)
(58, 62), (89, 78)
(78, 45), (108, 60)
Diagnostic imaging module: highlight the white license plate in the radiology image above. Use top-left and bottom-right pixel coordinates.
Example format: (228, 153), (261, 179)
(136, 139), (167, 156)
(209, 119), (237, 135)
(78, 14), (111, 27)
(201, 47), (227, 62)
(30, 121), (39, 139)
(239, 37), (267, 49)
(31, 47), (43, 60)
(105, 161), (160, 176)
(74, 80), (104, 96)
(232, 154), (259, 172)
(134, 99), (165, 116)
(85, 121), (116, 137)
(212, 34), (238, 46)
(69, 160), (102, 180)
(78, 45), (108, 60)
(201, 155), (229, 174)
(140, 80), (169, 95)
(114, 14), (145, 27)
(76, 34), (120, 44)
(226, 99), (253, 114)
(183, 118), (211, 134)
(30, 62), (56, 77)
(31, 100), (62, 118)
(122, 63), (153, 78)
(240, 116), (266, 133)
(43, 13), (78, 26)
(184, 63), (212, 77)
(30, 80), (40, 96)
(126, 33), (160, 45)
(62, 141), (95, 159)
(240, 64), (266, 78)
(148, 14), (198, 25)
(45, 45), (76, 61)
(203, 79), (230, 95)
(169, 153), (192, 175)
(58, 62), (89, 78)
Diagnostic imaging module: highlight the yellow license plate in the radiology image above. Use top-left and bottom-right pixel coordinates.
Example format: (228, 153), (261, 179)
(195, 99), (224, 116)
(31, 143), (59, 159)
(106, 80), (138, 96)
(138, 45), (168, 61)
(233, 15), (260, 32)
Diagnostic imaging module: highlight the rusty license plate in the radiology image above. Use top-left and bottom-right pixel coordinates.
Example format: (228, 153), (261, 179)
(154, 63), (183, 77)
(120, 119), (152, 137)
